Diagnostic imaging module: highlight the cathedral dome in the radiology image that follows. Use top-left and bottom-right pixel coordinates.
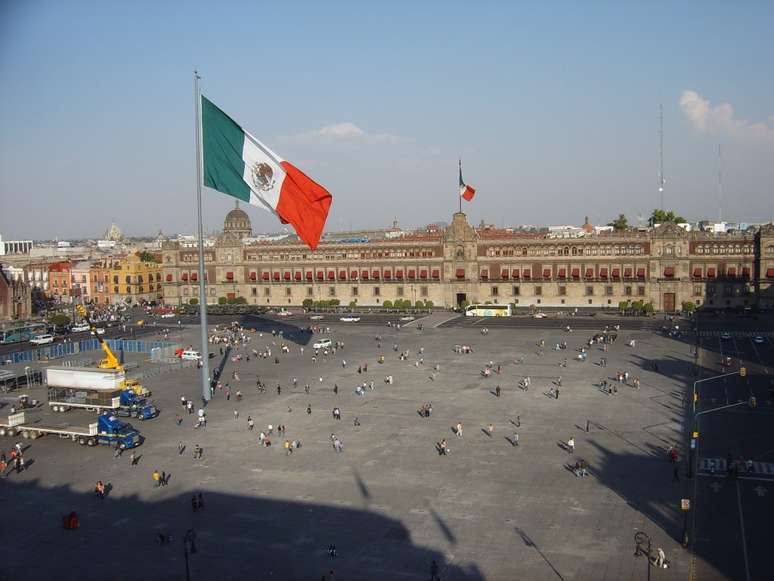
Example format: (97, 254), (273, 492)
(223, 201), (252, 239)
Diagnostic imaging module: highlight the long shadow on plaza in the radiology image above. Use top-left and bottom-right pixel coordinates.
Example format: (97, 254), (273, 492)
(0, 478), (483, 581)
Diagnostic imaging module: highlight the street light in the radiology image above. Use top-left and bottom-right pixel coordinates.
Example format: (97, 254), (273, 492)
(183, 528), (197, 581)
(634, 531), (652, 581)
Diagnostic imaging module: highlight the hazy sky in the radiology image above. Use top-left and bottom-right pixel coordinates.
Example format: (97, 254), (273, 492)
(1, 0), (773, 240)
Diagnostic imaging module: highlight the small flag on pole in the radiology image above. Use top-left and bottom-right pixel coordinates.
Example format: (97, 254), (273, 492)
(201, 96), (332, 250)
(459, 161), (476, 202)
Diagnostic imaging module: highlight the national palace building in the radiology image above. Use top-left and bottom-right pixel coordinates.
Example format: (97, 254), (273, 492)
(161, 206), (774, 312)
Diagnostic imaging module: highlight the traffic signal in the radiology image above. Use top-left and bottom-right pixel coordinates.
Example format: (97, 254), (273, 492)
(749, 396), (757, 408)
(740, 367), (747, 377)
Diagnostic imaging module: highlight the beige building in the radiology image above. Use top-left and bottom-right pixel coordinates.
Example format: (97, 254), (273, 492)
(161, 209), (774, 312)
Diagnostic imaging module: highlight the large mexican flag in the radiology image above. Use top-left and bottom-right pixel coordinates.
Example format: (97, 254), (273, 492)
(201, 96), (333, 250)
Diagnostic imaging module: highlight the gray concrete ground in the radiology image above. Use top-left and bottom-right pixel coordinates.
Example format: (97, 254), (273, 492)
(0, 315), (701, 580)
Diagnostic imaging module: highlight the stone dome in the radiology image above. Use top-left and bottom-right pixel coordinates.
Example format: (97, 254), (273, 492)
(223, 201), (252, 239)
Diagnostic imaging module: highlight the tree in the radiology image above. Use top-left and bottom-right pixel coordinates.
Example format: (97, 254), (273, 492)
(682, 301), (696, 315)
(414, 300), (425, 309)
(302, 298), (313, 309)
(424, 300), (434, 309)
(189, 298), (198, 305)
(649, 209), (686, 225)
(137, 251), (159, 263)
(218, 297), (227, 305)
(618, 300), (631, 312)
(349, 300), (358, 308)
(382, 300), (393, 309)
(49, 313), (70, 327)
(643, 302), (655, 315)
(607, 214), (629, 231)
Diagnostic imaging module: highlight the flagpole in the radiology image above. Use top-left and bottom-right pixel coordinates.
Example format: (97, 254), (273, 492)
(458, 159), (462, 214)
(194, 69), (211, 404)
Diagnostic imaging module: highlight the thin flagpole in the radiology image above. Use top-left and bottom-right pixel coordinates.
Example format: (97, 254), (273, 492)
(194, 69), (211, 404)
(458, 159), (462, 214)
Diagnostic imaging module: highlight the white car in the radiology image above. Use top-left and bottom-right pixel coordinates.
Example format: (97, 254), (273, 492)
(753, 336), (765, 344)
(276, 310), (293, 317)
(313, 338), (332, 350)
(180, 350), (202, 361)
(30, 334), (55, 345)
(399, 316), (415, 322)
(532, 313), (547, 319)
(160, 313), (175, 318)
(340, 316), (361, 322)
(70, 324), (90, 333)
(91, 328), (106, 336)
(720, 332), (731, 340)
(309, 315), (324, 320)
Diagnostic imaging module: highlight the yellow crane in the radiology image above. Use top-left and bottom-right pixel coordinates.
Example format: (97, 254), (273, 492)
(76, 304), (120, 369)
(75, 304), (150, 396)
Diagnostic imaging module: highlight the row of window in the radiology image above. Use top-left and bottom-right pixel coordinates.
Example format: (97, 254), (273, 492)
(480, 266), (648, 280)
(485, 244), (646, 257)
(695, 244), (754, 255)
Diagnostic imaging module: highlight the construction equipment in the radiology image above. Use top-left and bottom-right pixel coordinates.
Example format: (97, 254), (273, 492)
(75, 305), (150, 397)
(76, 304), (119, 370)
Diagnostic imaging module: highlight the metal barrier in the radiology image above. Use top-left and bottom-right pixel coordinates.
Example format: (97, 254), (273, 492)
(4, 339), (178, 365)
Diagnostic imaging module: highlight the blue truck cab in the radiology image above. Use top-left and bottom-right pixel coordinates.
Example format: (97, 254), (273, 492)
(96, 414), (142, 448)
(117, 390), (159, 421)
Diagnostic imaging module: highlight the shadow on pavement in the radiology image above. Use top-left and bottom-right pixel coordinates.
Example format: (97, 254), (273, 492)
(0, 478), (484, 581)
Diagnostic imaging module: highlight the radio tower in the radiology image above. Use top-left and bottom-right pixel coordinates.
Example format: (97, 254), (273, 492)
(658, 104), (665, 211)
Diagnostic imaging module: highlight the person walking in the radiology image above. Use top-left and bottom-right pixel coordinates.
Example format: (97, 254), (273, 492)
(513, 432), (519, 446)
(233, 409), (239, 420)
(178, 441), (185, 455)
(130, 450), (137, 467)
(152, 469), (161, 488)
(307, 404), (312, 415)
(430, 559), (440, 581)
(456, 422), (463, 437)
(495, 385), (501, 397)
(247, 416), (254, 430)
(567, 437), (575, 454)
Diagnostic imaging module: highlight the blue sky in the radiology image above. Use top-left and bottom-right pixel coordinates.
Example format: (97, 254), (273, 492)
(1, 0), (773, 239)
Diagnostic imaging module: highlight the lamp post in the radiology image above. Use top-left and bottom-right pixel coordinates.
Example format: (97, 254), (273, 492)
(634, 531), (652, 581)
(183, 528), (197, 581)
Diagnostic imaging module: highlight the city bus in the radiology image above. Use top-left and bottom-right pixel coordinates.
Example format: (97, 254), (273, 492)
(0, 322), (47, 345)
(464, 304), (512, 317)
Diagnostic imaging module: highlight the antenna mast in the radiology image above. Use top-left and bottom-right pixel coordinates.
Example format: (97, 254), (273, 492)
(658, 104), (665, 210)
(717, 144), (723, 222)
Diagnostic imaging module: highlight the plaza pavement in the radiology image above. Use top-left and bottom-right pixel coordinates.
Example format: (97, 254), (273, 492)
(0, 314), (700, 580)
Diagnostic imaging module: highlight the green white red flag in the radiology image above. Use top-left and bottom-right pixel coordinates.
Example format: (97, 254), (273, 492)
(201, 96), (333, 250)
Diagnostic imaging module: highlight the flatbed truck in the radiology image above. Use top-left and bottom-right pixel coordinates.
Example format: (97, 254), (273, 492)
(0, 411), (142, 448)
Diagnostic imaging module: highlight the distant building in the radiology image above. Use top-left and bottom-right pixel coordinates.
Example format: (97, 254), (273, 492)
(0, 233), (33, 256)
(48, 261), (73, 303)
(0, 267), (31, 321)
(70, 260), (94, 303)
(160, 208), (774, 311)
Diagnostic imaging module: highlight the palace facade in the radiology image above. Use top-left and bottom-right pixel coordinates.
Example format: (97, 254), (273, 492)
(160, 207), (774, 312)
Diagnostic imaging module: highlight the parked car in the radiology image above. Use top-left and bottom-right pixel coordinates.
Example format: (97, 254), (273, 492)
(70, 323), (90, 333)
(340, 316), (361, 322)
(30, 334), (55, 345)
(313, 338), (332, 350)
(180, 350), (202, 361)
